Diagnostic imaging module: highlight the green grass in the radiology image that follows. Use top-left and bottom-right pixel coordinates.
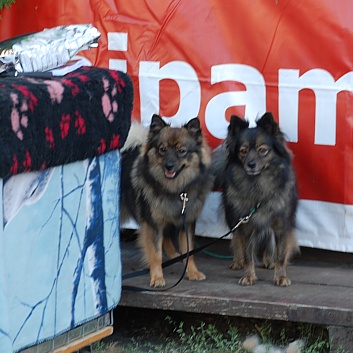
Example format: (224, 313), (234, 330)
(91, 316), (347, 353)
(0, 0), (15, 10)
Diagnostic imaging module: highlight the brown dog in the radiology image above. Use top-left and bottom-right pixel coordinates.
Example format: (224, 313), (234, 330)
(120, 114), (214, 287)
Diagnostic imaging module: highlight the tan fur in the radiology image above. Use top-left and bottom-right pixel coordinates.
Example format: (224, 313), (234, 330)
(274, 230), (300, 286)
(121, 115), (214, 287)
(138, 222), (165, 287)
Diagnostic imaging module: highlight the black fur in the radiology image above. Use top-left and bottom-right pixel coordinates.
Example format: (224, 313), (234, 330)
(120, 115), (214, 287)
(213, 112), (299, 286)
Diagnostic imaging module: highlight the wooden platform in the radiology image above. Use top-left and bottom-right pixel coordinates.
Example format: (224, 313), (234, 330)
(119, 234), (353, 329)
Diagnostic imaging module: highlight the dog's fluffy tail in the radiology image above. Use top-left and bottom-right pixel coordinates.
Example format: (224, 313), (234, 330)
(121, 119), (149, 152)
(211, 143), (228, 190)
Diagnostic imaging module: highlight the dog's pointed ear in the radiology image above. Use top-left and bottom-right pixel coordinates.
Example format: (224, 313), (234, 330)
(273, 139), (291, 162)
(185, 117), (202, 142)
(257, 113), (291, 161)
(228, 115), (249, 137)
(150, 114), (168, 134)
(256, 112), (279, 135)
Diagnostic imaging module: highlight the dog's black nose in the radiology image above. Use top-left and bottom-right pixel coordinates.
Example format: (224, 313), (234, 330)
(165, 161), (174, 171)
(247, 160), (256, 169)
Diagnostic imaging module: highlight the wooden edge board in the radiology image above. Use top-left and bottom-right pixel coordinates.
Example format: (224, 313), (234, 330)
(53, 326), (113, 353)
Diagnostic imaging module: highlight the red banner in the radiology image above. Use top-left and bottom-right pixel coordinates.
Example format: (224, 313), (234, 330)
(1, 0), (353, 206)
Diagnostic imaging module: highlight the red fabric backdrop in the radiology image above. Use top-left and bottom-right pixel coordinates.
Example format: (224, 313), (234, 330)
(1, 0), (353, 205)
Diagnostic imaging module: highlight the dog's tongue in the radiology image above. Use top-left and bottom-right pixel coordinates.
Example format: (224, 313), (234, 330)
(165, 171), (176, 179)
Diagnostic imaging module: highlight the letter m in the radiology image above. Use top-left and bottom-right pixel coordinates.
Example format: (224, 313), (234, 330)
(279, 69), (353, 146)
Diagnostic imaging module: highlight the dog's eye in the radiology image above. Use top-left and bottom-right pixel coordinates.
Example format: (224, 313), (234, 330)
(159, 145), (167, 155)
(178, 148), (187, 157)
(258, 147), (269, 157)
(239, 146), (248, 156)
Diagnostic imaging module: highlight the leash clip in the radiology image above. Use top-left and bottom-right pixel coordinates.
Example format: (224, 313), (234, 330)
(180, 192), (189, 215)
(230, 202), (261, 232)
(239, 214), (251, 224)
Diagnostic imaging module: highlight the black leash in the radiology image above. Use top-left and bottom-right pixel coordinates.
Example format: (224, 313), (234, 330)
(122, 198), (260, 292)
(122, 210), (190, 292)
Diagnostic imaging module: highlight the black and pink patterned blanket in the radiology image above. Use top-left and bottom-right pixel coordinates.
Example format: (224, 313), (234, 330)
(0, 66), (133, 178)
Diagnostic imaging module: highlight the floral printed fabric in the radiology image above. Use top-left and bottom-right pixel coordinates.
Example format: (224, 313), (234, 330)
(0, 66), (133, 178)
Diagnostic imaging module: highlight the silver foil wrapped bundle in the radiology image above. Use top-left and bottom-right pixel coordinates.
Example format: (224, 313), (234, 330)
(0, 24), (101, 74)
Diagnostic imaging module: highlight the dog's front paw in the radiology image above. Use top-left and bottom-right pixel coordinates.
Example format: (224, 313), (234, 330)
(230, 260), (244, 270)
(262, 258), (275, 269)
(239, 275), (256, 285)
(150, 275), (166, 288)
(187, 270), (206, 281)
(274, 276), (291, 286)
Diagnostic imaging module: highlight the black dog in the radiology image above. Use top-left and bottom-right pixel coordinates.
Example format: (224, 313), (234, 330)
(212, 112), (299, 286)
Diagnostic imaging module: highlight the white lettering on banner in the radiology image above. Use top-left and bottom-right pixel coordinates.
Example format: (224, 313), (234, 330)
(205, 64), (266, 139)
(108, 32), (128, 73)
(107, 32), (353, 145)
(139, 61), (201, 126)
(279, 69), (353, 146)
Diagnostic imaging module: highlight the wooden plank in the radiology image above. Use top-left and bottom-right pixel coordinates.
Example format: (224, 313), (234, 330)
(120, 235), (353, 327)
(53, 326), (113, 353)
